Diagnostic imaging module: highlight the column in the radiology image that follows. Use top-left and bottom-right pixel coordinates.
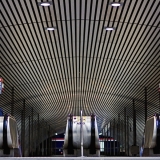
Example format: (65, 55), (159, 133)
(42, 119), (44, 156)
(31, 107), (33, 156)
(11, 87), (14, 116)
(48, 125), (51, 156)
(124, 107), (126, 155)
(127, 116), (129, 156)
(133, 99), (136, 146)
(110, 121), (112, 156)
(113, 118), (115, 156)
(145, 87), (147, 123)
(117, 123), (118, 156)
(29, 116), (30, 156)
(21, 110), (24, 156)
(106, 124), (108, 155)
(21, 99), (25, 156)
(37, 114), (40, 156)
(118, 114), (120, 155)
(159, 90), (160, 112)
(121, 120), (123, 154)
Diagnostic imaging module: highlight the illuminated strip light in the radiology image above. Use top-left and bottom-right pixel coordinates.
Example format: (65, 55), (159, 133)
(38, 1), (53, 6)
(104, 27), (116, 31)
(45, 27), (56, 31)
(110, 2), (123, 7)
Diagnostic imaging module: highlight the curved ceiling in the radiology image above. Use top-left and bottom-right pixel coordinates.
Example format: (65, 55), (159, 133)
(0, 0), (159, 142)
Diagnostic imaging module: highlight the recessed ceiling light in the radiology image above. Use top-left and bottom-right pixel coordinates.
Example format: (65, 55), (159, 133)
(45, 27), (56, 31)
(104, 27), (115, 31)
(110, 2), (122, 7)
(38, 2), (52, 7)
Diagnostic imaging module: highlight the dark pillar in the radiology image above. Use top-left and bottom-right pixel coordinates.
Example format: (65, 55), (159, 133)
(21, 99), (25, 157)
(48, 125), (51, 156)
(110, 121), (112, 156)
(127, 116), (129, 156)
(159, 90), (160, 112)
(11, 87), (14, 116)
(21, 110), (24, 156)
(34, 120), (37, 156)
(45, 122), (47, 156)
(50, 127), (52, 155)
(145, 87), (147, 123)
(113, 118), (115, 156)
(42, 119), (44, 156)
(121, 120), (123, 154)
(29, 116), (30, 156)
(118, 114), (120, 155)
(106, 124), (108, 155)
(133, 99), (136, 146)
(124, 107), (126, 156)
(31, 107), (33, 156)
(37, 114), (40, 156)
(116, 123), (119, 156)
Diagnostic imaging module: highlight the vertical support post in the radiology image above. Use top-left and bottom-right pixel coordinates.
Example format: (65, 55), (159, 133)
(50, 129), (52, 156)
(102, 128), (104, 154)
(22, 99), (25, 156)
(127, 116), (129, 156)
(31, 107), (33, 156)
(110, 121), (112, 156)
(118, 114), (120, 155)
(106, 124), (108, 155)
(38, 114), (40, 156)
(80, 110), (83, 157)
(121, 120), (123, 154)
(48, 125), (51, 156)
(117, 123), (119, 156)
(11, 87), (14, 116)
(159, 91), (160, 112)
(34, 120), (37, 155)
(102, 128), (104, 136)
(113, 118), (115, 156)
(29, 116), (30, 156)
(145, 87), (147, 123)
(124, 107), (126, 156)
(21, 110), (24, 156)
(45, 122), (47, 156)
(42, 119), (44, 156)
(41, 119), (43, 156)
(133, 99), (136, 146)
(46, 138), (48, 156)
(159, 90), (160, 112)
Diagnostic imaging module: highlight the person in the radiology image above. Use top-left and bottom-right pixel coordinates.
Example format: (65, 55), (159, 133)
(0, 108), (3, 116)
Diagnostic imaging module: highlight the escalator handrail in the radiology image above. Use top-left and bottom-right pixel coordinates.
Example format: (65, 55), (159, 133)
(3, 113), (10, 154)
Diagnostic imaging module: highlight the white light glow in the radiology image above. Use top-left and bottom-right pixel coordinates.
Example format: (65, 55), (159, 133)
(46, 27), (55, 31)
(110, 2), (122, 7)
(41, 2), (50, 6)
(105, 27), (115, 31)
(55, 133), (58, 135)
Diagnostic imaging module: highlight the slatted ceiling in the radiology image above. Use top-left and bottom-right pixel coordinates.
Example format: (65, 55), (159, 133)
(0, 0), (159, 154)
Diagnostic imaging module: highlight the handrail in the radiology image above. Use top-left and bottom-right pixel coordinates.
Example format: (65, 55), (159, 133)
(3, 114), (10, 154)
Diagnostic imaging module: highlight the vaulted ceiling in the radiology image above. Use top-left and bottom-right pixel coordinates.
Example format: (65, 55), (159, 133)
(0, 0), (159, 144)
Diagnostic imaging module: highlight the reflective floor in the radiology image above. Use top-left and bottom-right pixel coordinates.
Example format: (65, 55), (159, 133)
(0, 157), (160, 160)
